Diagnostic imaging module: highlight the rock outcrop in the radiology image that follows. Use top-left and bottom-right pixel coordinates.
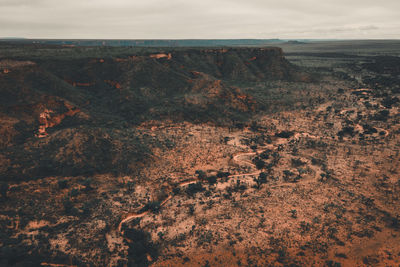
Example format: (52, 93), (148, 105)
(36, 104), (81, 138)
(149, 53), (172, 60)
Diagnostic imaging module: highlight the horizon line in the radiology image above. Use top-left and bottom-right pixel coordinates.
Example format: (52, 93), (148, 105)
(1, 38), (400, 41)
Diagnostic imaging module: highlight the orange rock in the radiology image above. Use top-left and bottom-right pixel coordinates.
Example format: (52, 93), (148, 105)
(191, 71), (201, 76)
(149, 53), (172, 60)
(36, 106), (80, 138)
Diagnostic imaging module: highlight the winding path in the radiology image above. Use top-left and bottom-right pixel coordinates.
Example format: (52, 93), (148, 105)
(117, 132), (323, 235)
(43, 131), (317, 266)
(117, 140), (288, 233)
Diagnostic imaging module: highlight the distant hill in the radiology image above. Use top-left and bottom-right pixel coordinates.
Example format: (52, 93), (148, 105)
(0, 39), (284, 47)
(0, 37), (27, 40)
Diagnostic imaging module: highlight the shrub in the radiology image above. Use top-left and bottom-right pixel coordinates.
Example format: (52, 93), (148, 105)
(57, 179), (68, 189)
(283, 170), (294, 178)
(126, 228), (159, 266)
(338, 126), (355, 137)
(186, 182), (204, 196)
(259, 150), (270, 160)
(142, 201), (161, 213)
(81, 201), (94, 216)
(381, 96), (399, 108)
(290, 209), (297, 218)
(188, 204), (195, 215)
(254, 172), (268, 189)
(371, 110), (390, 121)
(127, 181), (135, 191)
(335, 253), (347, 259)
(81, 178), (93, 191)
(250, 145), (258, 150)
(291, 158), (306, 167)
(195, 170), (207, 180)
(172, 187), (181, 195)
(233, 180), (247, 192)
(62, 198), (74, 214)
(326, 260), (342, 267)
(207, 176), (217, 184)
(69, 188), (80, 197)
(254, 158), (265, 170)
(311, 157), (324, 166)
(0, 182), (9, 199)
(217, 171), (230, 178)
(275, 131), (294, 138)
(250, 121), (259, 131)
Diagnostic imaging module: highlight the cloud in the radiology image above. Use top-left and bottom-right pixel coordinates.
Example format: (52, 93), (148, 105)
(0, 0), (399, 39)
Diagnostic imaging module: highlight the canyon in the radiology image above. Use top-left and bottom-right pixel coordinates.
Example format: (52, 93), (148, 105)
(0, 41), (399, 266)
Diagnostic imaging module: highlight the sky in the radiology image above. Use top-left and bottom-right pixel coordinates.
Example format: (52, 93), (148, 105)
(0, 0), (399, 39)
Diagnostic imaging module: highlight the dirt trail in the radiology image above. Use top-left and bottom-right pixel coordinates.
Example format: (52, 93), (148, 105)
(117, 132), (316, 233)
(232, 152), (257, 167)
(41, 263), (77, 267)
(117, 150), (263, 233)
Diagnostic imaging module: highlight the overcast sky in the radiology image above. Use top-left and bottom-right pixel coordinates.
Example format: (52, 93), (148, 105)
(0, 0), (399, 39)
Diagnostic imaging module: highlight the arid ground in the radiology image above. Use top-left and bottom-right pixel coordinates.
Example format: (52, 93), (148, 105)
(0, 40), (399, 266)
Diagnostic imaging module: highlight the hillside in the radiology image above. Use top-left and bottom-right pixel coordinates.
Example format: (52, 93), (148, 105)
(0, 47), (310, 181)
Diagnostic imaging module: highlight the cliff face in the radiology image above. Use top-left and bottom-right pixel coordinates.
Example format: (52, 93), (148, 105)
(38, 47), (310, 93)
(169, 47), (309, 82)
(0, 47), (312, 180)
(33, 47), (311, 121)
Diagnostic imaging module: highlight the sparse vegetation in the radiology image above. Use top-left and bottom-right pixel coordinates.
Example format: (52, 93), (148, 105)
(1, 41), (399, 266)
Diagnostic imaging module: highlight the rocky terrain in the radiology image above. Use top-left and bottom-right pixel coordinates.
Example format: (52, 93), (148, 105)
(0, 42), (399, 266)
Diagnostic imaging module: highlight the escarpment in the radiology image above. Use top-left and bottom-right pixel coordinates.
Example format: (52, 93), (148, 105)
(0, 47), (311, 181)
(168, 47), (310, 81)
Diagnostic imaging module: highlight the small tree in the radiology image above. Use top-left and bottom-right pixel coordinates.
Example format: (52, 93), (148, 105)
(250, 121), (259, 132)
(143, 201), (161, 213)
(260, 150), (270, 160)
(254, 172), (268, 189)
(172, 186), (181, 195)
(0, 182), (9, 199)
(207, 176), (217, 184)
(57, 179), (68, 189)
(62, 197), (74, 214)
(127, 181), (135, 191)
(254, 158), (265, 170)
(82, 178), (93, 191)
(195, 170), (207, 180)
(186, 182), (204, 196)
(217, 171), (230, 178)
